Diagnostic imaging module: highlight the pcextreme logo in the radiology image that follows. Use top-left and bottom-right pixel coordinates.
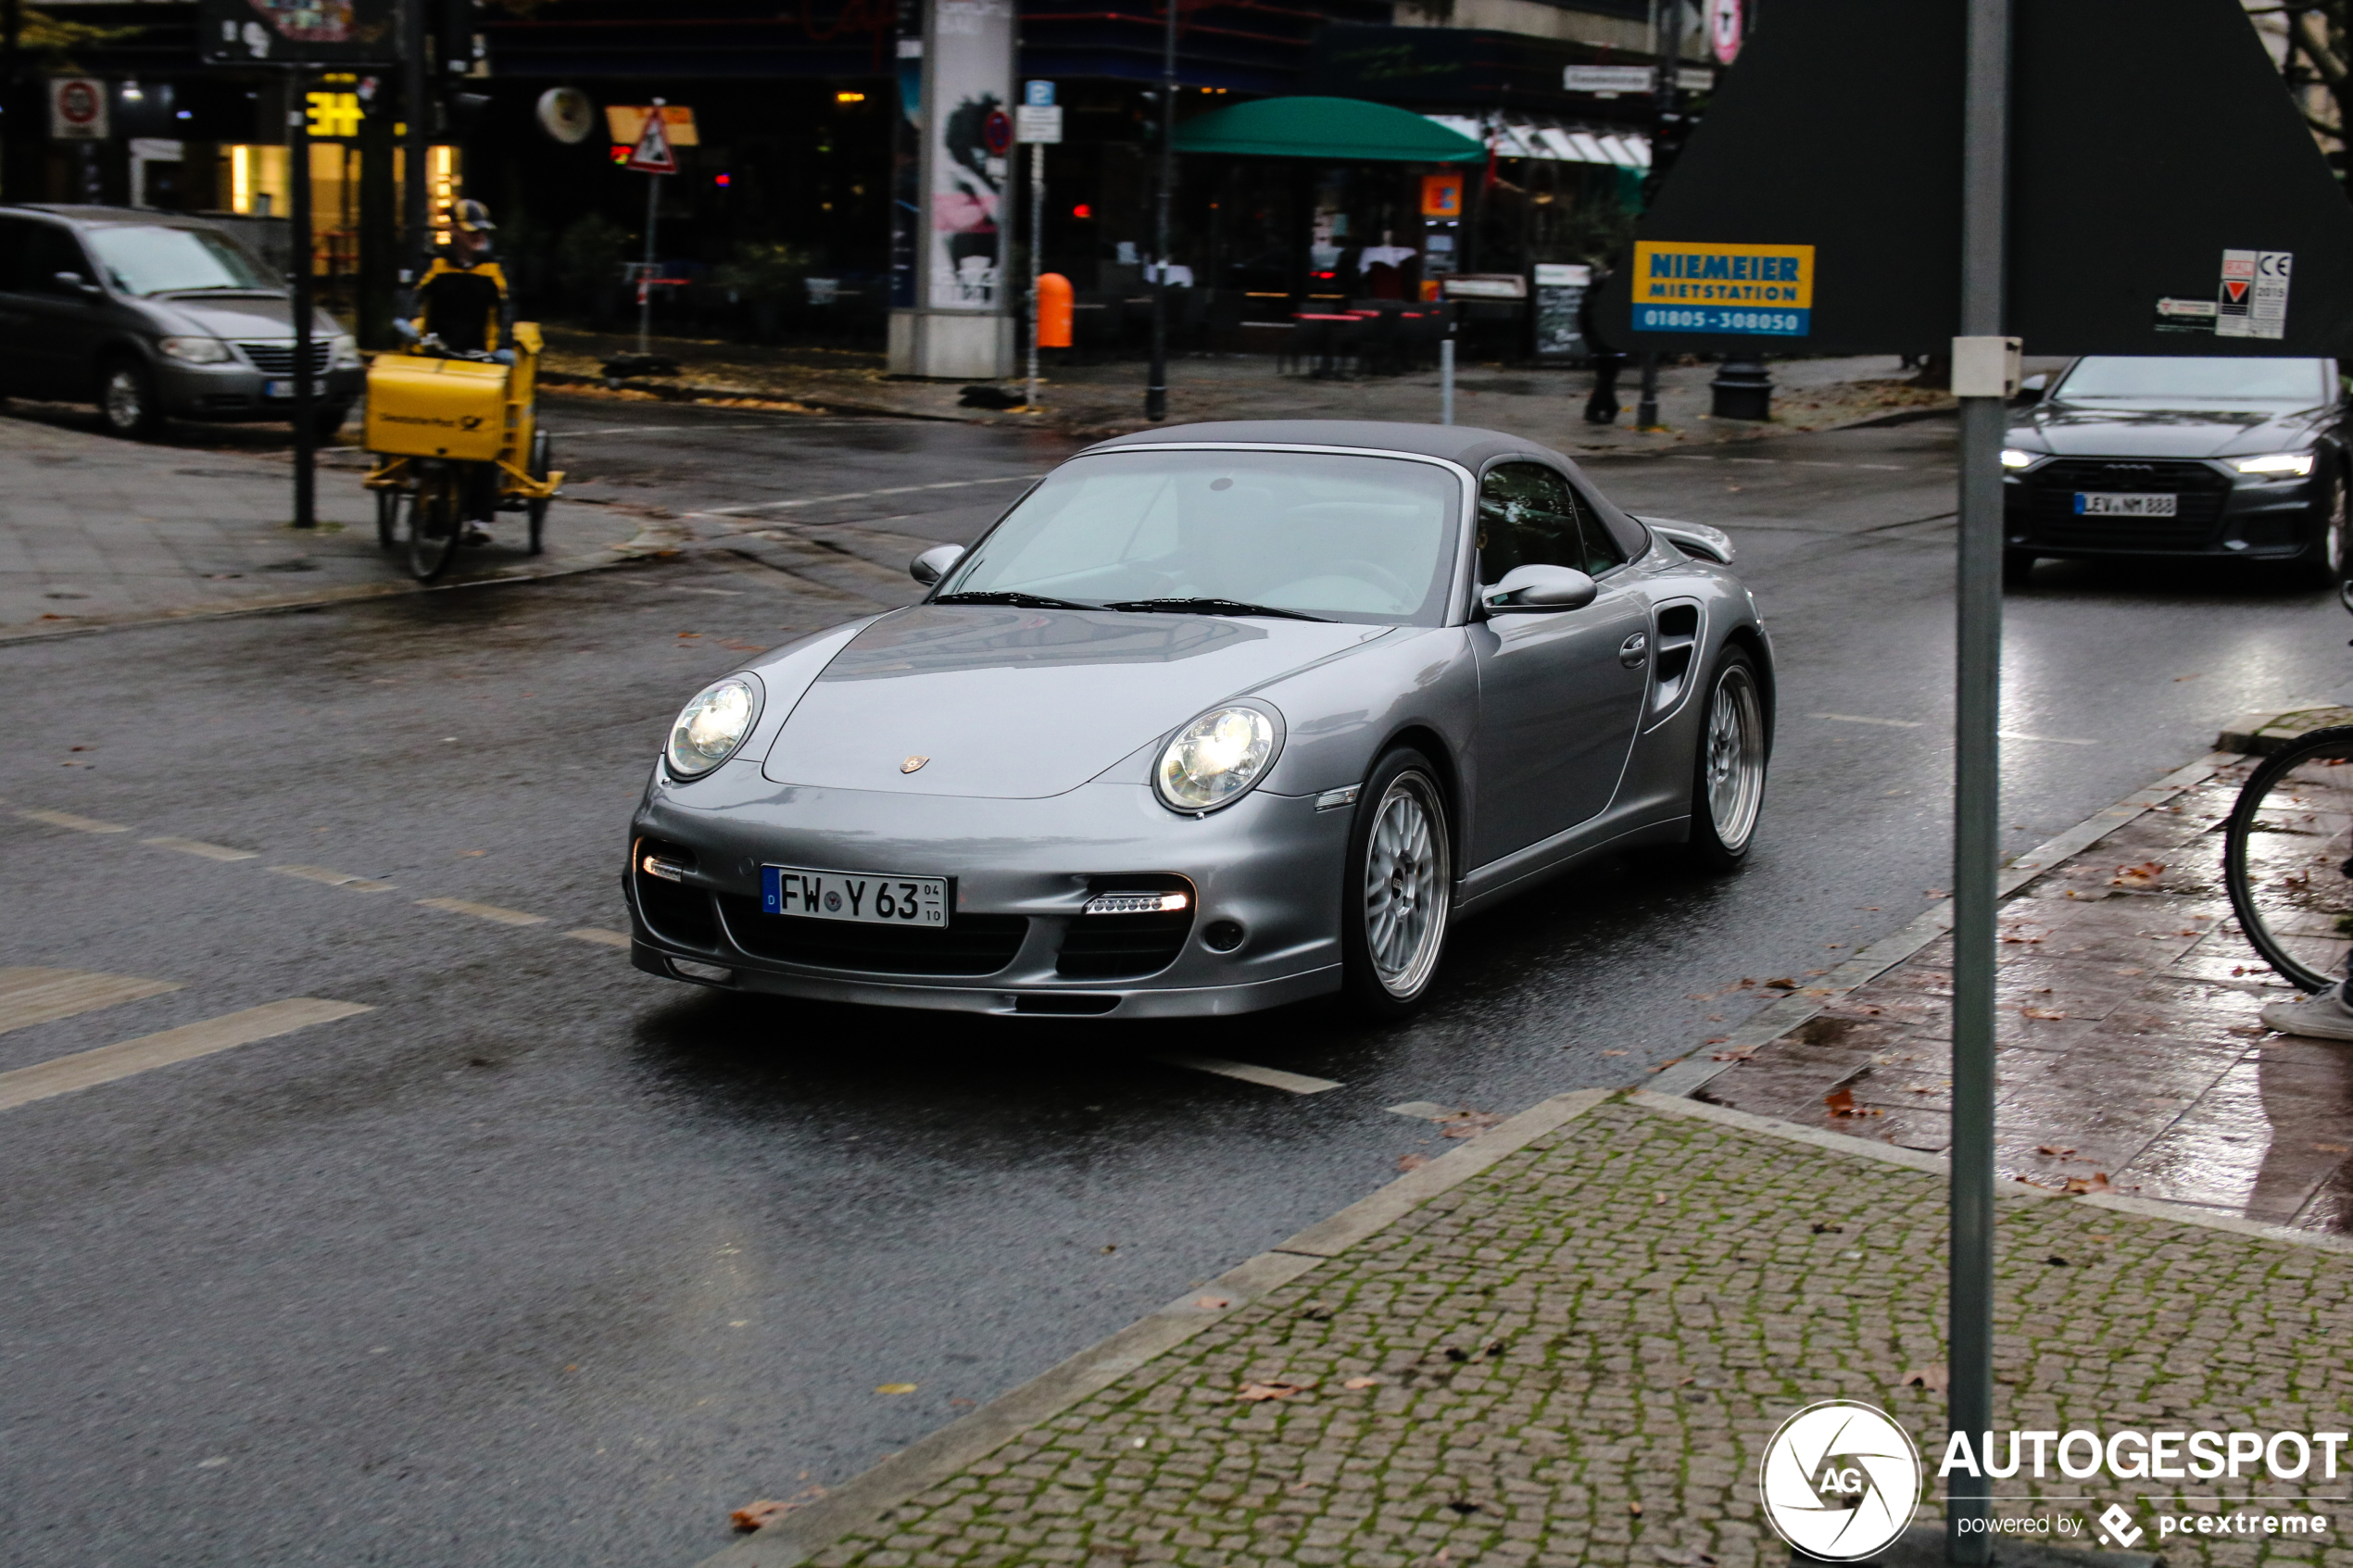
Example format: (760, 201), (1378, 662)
(1759, 1400), (1923, 1561)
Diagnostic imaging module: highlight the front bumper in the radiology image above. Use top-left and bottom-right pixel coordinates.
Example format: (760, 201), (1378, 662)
(154, 357), (364, 420)
(624, 765), (1353, 1018)
(2004, 456), (2318, 559)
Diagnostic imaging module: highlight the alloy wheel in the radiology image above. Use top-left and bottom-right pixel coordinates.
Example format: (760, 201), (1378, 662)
(103, 369), (145, 434)
(1362, 771), (1450, 997)
(1705, 664), (1768, 853)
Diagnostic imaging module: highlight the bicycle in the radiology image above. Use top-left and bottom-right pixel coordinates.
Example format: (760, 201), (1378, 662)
(2224, 721), (2353, 992)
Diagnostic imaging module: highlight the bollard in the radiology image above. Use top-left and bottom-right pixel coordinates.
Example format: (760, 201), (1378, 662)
(1710, 357), (1774, 420)
(1441, 338), (1455, 426)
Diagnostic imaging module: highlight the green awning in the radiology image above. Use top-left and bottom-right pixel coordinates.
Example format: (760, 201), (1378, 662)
(1172, 96), (1486, 163)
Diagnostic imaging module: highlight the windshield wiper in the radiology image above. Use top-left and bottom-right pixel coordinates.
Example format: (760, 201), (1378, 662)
(932, 590), (1100, 611)
(1100, 596), (1335, 622)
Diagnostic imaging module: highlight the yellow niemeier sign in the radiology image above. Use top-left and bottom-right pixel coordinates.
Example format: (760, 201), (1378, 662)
(1631, 241), (1815, 336)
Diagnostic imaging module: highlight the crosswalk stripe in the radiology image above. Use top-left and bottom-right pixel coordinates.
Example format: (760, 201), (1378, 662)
(0, 968), (182, 1036)
(143, 835), (259, 861)
(1151, 1053), (1342, 1096)
(565, 927), (633, 947)
(415, 897), (548, 927)
(0, 998), (372, 1112)
(268, 864), (396, 893)
(17, 809), (129, 834)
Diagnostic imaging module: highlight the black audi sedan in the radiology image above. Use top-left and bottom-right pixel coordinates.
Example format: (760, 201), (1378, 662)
(2000, 355), (2347, 584)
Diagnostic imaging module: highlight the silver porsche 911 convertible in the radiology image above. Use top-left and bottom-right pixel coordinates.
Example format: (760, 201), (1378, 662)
(626, 420), (1771, 1020)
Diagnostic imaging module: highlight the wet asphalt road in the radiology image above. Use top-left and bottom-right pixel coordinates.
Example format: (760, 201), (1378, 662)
(3, 397), (2350, 1567)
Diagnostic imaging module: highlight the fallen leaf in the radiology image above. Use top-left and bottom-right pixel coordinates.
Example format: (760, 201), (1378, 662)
(2314, 1143), (2351, 1155)
(2035, 1145), (2078, 1158)
(2020, 1006), (2069, 1020)
(1397, 1153), (1430, 1172)
(1762, 977), (1798, 989)
(1653, 1191), (1669, 1206)
(1437, 1110), (1504, 1138)
(1342, 1375), (1380, 1390)
(1236, 1380), (1309, 1402)
(875, 1383), (918, 1395)
(1824, 1086), (1860, 1117)
(1194, 1297), (1230, 1310)
(1806, 969), (1831, 976)
(732, 1499), (798, 1531)
(2061, 1173), (2112, 1195)
(1602, 1049), (1629, 1057)
(1897, 1365), (1951, 1392)
(1811, 1222), (1844, 1234)
(1629, 1500), (1644, 1516)
(1710, 1044), (1759, 1061)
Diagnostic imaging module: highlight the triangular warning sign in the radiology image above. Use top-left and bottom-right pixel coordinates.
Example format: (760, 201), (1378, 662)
(2223, 279), (2250, 302)
(627, 110), (677, 175)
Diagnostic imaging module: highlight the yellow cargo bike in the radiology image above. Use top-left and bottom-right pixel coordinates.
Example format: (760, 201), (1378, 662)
(362, 301), (564, 583)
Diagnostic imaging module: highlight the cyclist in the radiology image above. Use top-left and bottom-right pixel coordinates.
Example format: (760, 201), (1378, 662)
(406, 199), (513, 541)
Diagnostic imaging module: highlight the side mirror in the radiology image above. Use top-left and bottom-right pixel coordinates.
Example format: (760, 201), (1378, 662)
(2013, 372), (2047, 405)
(1481, 563), (1597, 615)
(910, 544), (965, 586)
(53, 270), (99, 295)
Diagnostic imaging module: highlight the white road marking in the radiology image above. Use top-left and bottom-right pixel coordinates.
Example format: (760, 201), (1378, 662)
(1385, 1100), (1453, 1121)
(415, 897), (549, 927)
(0, 997), (371, 1112)
(1153, 1053), (1341, 1095)
(268, 864), (396, 893)
(1813, 712), (1927, 729)
(1998, 729), (2098, 746)
(144, 835), (258, 862)
(17, 809), (129, 834)
(566, 927), (633, 948)
(695, 474), (1038, 518)
(0, 968), (182, 1036)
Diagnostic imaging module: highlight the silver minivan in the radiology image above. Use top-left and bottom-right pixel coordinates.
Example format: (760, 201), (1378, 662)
(0, 204), (363, 440)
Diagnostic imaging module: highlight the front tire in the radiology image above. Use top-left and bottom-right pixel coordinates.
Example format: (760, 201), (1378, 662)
(2309, 463), (2348, 592)
(1687, 646), (1769, 873)
(1340, 748), (1453, 1020)
(406, 470), (463, 583)
(98, 358), (163, 440)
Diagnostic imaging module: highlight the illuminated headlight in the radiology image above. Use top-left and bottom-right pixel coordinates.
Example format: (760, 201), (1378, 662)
(1155, 706), (1278, 813)
(1998, 447), (2039, 470)
(664, 675), (761, 778)
(2232, 451), (2317, 477)
(329, 334), (363, 370)
(158, 335), (232, 364)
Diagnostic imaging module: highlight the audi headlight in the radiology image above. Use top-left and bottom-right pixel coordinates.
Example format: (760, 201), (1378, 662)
(158, 335), (232, 364)
(1155, 706), (1278, 813)
(2233, 451), (2316, 477)
(1998, 447), (2039, 470)
(329, 334), (363, 370)
(664, 676), (761, 778)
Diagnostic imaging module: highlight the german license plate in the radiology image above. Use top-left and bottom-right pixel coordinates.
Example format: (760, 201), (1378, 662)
(2075, 492), (2177, 517)
(761, 864), (949, 927)
(262, 378), (324, 399)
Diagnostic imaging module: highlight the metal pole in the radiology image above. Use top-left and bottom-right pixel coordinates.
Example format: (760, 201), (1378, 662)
(400, 0), (429, 301)
(1948, 0), (2011, 1557)
(1440, 335), (1454, 425)
(1144, 0), (1176, 421)
(639, 169), (659, 356)
(1635, 351), (1660, 428)
(290, 69), (317, 530)
(1027, 138), (1044, 410)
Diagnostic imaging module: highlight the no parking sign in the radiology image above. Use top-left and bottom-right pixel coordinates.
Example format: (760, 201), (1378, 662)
(49, 78), (107, 141)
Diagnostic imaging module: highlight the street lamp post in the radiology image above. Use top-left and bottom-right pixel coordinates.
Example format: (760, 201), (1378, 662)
(1145, 0), (1176, 421)
(1636, 0), (1687, 430)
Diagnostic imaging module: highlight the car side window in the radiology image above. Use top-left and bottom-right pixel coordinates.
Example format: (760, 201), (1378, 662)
(24, 224), (93, 293)
(0, 218), (31, 293)
(1478, 462), (1621, 583)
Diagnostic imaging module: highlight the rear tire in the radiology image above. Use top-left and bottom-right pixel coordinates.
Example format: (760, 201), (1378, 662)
(98, 357), (163, 440)
(406, 470), (463, 583)
(1686, 646), (1769, 873)
(1339, 748), (1453, 1021)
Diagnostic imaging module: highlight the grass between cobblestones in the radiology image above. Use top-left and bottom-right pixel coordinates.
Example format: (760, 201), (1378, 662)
(806, 1099), (2353, 1568)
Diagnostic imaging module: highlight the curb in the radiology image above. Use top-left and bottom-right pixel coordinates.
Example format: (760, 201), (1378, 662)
(2215, 701), (2353, 755)
(1647, 750), (2235, 1101)
(691, 1088), (1617, 1568)
(540, 370), (970, 424)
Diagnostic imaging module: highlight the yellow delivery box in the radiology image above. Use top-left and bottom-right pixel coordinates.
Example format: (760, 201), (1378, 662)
(364, 356), (510, 461)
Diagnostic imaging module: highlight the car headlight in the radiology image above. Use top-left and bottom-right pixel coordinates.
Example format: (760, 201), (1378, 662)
(1999, 447), (2039, 470)
(2232, 451), (2317, 477)
(158, 335), (232, 364)
(329, 334), (363, 370)
(1155, 706), (1279, 813)
(664, 676), (761, 778)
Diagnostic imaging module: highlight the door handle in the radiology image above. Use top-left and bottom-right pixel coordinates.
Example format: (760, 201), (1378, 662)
(1618, 632), (1649, 668)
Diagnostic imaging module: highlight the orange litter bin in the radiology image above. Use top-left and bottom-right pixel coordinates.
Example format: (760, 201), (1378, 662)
(1037, 272), (1074, 348)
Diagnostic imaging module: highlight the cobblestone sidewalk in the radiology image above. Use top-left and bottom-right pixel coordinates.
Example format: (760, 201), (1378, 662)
(706, 1095), (2353, 1568)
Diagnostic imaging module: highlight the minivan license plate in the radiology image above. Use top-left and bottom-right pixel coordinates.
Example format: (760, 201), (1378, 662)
(761, 864), (949, 927)
(2075, 492), (2177, 517)
(263, 378), (323, 399)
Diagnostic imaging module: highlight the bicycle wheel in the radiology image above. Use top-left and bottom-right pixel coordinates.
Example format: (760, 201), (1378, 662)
(407, 470), (464, 583)
(2223, 724), (2353, 992)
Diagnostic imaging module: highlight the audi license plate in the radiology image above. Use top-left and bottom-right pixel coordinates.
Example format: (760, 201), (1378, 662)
(761, 864), (948, 927)
(262, 378), (325, 399)
(2074, 492), (2177, 517)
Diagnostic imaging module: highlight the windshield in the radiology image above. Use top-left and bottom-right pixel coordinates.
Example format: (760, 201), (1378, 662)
(82, 225), (279, 297)
(937, 450), (1464, 625)
(2054, 356), (2332, 404)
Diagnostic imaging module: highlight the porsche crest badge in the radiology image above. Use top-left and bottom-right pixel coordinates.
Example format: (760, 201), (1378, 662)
(900, 755), (929, 773)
